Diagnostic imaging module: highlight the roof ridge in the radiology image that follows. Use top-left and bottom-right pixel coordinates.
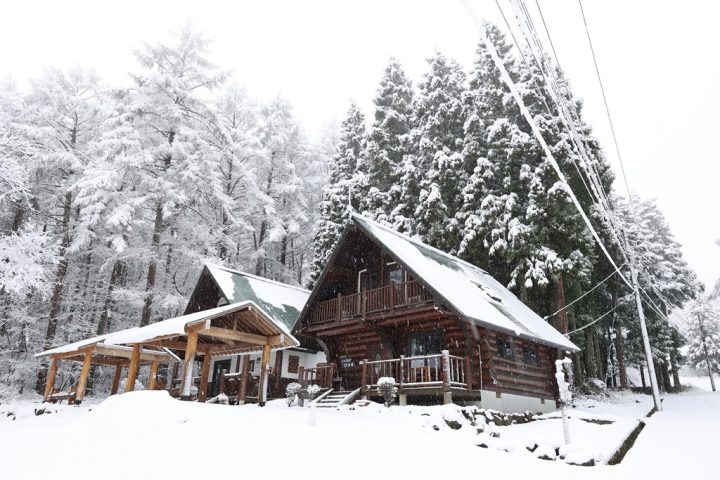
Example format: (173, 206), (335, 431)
(204, 263), (311, 293)
(351, 213), (489, 275)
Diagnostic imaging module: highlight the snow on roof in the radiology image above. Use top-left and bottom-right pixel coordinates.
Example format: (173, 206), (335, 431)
(205, 263), (310, 330)
(35, 333), (111, 357)
(37, 301), (299, 358)
(352, 214), (579, 352)
(103, 302), (256, 346)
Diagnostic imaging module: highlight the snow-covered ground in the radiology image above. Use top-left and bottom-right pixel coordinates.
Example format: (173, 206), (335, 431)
(0, 381), (716, 479)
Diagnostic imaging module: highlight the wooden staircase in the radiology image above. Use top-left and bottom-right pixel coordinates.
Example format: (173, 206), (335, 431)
(312, 388), (362, 408)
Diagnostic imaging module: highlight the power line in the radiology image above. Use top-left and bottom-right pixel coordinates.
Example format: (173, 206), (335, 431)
(566, 302), (624, 336)
(577, 0), (633, 201)
(462, 0), (631, 290)
(544, 267), (621, 320)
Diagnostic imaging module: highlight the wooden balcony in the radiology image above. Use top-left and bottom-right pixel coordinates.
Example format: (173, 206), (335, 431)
(308, 280), (434, 328)
(360, 351), (470, 391)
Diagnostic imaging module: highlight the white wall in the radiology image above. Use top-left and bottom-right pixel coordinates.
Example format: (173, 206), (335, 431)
(475, 390), (557, 414)
(207, 349), (326, 381)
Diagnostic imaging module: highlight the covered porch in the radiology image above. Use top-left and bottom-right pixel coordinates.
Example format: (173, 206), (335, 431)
(36, 301), (299, 406)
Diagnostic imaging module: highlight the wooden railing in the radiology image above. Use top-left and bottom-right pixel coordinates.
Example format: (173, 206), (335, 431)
(308, 280), (433, 325)
(360, 351), (470, 394)
(298, 363), (336, 389)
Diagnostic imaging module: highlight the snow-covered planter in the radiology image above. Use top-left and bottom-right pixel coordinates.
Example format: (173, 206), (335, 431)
(286, 382), (302, 406)
(377, 377), (398, 407)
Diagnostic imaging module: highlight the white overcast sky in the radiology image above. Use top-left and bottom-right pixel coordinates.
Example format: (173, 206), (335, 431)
(2, 0), (718, 288)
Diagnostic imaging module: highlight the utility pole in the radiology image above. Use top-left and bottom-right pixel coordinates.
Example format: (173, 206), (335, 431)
(631, 265), (662, 410)
(697, 312), (717, 392)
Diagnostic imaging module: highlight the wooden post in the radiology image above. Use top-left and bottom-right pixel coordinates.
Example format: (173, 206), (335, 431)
(441, 350), (452, 405)
(258, 344), (272, 406)
(360, 359), (368, 400)
(465, 356), (473, 391)
(111, 364), (123, 395)
(398, 355), (406, 406)
(336, 293), (342, 322)
(148, 360), (160, 391)
(239, 354), (250, 404)
(198, 352), (212, 402)
(218, 369), (227, 396)
(327, 362), (336, 389)
(43, 356), (59, 402)
(298, 366), (306, 389)
(125, 344), (141, 393)
(180, 331), (198, 400)
(75, 351), (93, 404)
(274, 350), (283, 391)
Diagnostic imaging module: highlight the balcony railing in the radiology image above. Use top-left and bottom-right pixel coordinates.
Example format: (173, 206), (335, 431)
(360, 350), (471, 394)
(308, 280), (433, 326)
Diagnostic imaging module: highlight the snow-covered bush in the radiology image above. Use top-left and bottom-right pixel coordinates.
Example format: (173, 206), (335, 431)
(286, 382), (302, 406)
(377, 377), (398, 407)
(307, 384), (321, 400)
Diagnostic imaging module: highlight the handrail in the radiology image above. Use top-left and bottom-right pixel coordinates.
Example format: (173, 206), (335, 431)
(308, 280), (433, 325)
(360, 351), (468, 393)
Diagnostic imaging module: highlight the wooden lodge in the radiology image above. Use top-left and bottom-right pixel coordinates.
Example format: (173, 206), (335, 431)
(292, 214), (579, 412)
(37, 218), (578, 413)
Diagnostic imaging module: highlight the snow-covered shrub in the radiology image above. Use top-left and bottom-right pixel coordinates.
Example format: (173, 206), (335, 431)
(286, 382), (302, 406)
(307, 384), (321, 400)
(377, 377), (397, 407)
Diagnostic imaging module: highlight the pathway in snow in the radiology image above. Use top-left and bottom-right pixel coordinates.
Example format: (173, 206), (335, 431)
(620, 388), (720, 478)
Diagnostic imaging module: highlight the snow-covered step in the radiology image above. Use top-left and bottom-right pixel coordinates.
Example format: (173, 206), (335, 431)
(312, 389), (360, 408)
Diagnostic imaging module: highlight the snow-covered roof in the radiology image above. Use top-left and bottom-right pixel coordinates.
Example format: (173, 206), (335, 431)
(352, 214), (579, 352)
(204, 263), (310, 330)
(35, 333), (111, 357)
(36, 301), (299, 358)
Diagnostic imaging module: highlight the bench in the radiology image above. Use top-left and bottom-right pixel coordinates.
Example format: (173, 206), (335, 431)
(47, 385), (77, 404)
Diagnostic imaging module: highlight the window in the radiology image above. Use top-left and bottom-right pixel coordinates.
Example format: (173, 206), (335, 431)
(288, 355), (300, 374)
(389, 267), (404, 284)
(407, 331), (443, 357)
(522, 346), (539, 366)
(496, 338), (514, 360)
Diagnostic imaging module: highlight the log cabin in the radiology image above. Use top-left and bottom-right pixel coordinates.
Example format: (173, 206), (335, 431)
(183, 264), (325, 400)
(292, 214), (579, 413)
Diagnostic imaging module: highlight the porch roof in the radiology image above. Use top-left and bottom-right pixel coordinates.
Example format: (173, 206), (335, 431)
(36, 301), (300, 359)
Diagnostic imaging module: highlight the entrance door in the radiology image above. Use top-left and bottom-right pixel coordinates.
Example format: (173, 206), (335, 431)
(407, 331), (443, 382)
(210, 359), (232, 397)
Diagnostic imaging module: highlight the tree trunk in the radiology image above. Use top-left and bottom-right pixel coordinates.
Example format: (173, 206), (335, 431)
(141, 203), (164, 327)
(639, 364), (646, 388)
(670, 349), (681, 391)
(35, 191), (73, 393)
(554, 274), (569, 335)
(615, 327), (629, 389)
(584, 328), (598, 379)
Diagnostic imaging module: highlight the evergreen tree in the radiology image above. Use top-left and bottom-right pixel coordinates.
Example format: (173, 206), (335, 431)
(309, 102), (366, 285)
(402, 52), (467, 251)
(687, 297), (720, 381)
(362, 58), (413, 224)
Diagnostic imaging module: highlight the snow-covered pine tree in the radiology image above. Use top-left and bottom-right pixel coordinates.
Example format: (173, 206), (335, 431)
(362, 58), (413, 224)
(23, 67), (107, 392)
(401, 52), (467, 251)
(123, 25), (227, 326)
(309, 102), (366, 286)
(687, 297), (720, 389)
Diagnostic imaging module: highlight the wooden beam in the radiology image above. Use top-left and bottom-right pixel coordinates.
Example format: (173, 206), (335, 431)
(148, 360), (160, 390)
(198, 353), (211, 402)
(111, 364), (123, 395)
(43, 357), (59, 402)
(125, 344), (141, 393)
(258, 344), (271, 407)
(95, 345), (173, 363)
(180, 331), (198, 400)
(75, 351), (93, 404)
(201, 327), (269, 345)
